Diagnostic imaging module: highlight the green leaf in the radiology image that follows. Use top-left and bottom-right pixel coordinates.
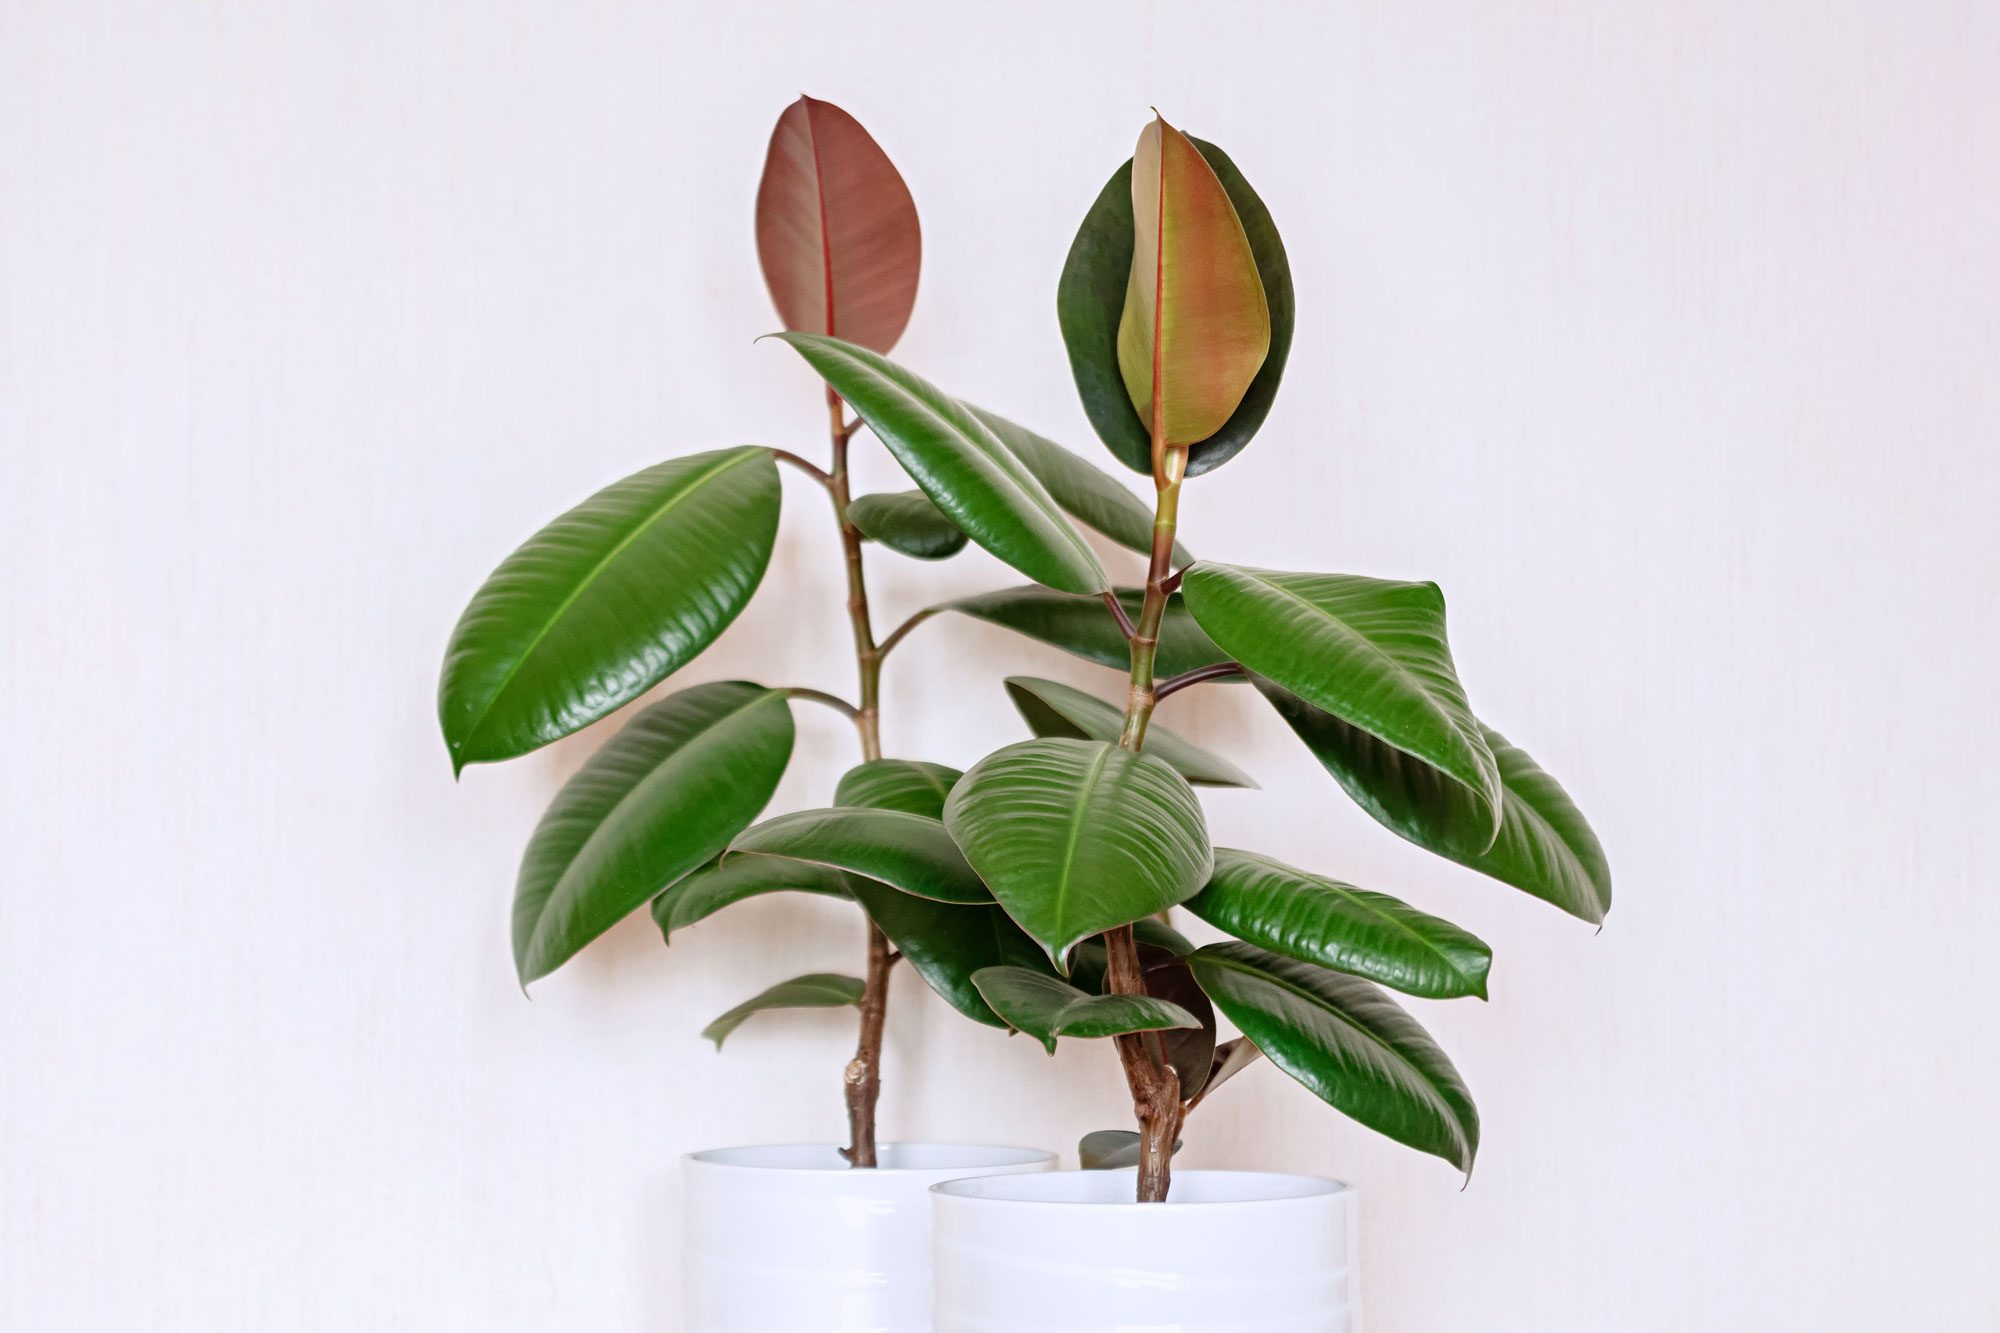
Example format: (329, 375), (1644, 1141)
(651, 856), (850, 942)
(768, 333), (1109, 594)
(1004, 676), (1255, 788)
(730, 807), (989, 904)
(702, 973), (864, 1049)
(969, 966), (1199, 1055)
(1189, 942), (1479, 1173)
(848, 490), (969, 560)
(1184, 848), (1492, 999)
(1263, 684), (1613, 923)
(1142, 946), (1219, 1098)
(1182, 564), (1500, 831)
(944, 738), (1213, 965)
(513, 682), (794, 985)
(1079, 1129), (1184, 1170)
(846, 876), (1054, 1029)
(833, 759), (962, 820)
(949, 586), (1230, 677)
(964, 403), (1192, 565)
(1059, 138), (1294, 477)
(439, 447), (781, 771)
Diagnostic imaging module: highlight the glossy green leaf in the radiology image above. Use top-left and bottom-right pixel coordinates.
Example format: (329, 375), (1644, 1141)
(1190, 942), (1479, 1173)
(944, 738), (1213, 965)
(833, 758), (962, 820)
(651, 856), (850, 942)
(768, 333), (1109, 594)
(1182, 564), (1500, 832)
(730, 807), (989, 904)
(1185, 848), (1492, 999)
(949, 586), (1230, 677)
(846, 876), (1054, 1029)
(513, 682), (794, 985)
(964, 403), (1192, 565)
(1004, 676), (1255, 788)
(969, 966), (1199, 1055)
(702, 972), (864, 1049)
(848, 489), (969, 560)
(1060, 138), (1294, 476)
(1079, 1129), (1184, 1170)
(1263, 684), (1613, 923)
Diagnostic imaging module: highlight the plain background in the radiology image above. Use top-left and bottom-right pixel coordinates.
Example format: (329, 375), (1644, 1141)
(5, 2), (1997, 1328)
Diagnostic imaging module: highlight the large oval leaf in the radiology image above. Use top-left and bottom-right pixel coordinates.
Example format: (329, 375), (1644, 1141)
(1263, 683), (1612, 923)
(1185, 848), (1492, 999)
(439, 447), (780, 771)
(702, 972), (864, 1049)
(1005, 676), (1255, 788)
(769, 334), (1109, 595)
(651, 856), (850, 942)
(833, 758), (962, 820)
(949, 586), (1229, 677)
(848, 489), (968, 560)
(1060, 138), (1293, 476)
(1189, 942), (1479, 1174)
(846, 876), (1052, 1029)
(755, 96), (919, 355)
(513, 682), (794, 984)
(969, 966), (1199, 1054)
(944, 738), (1213, 965)
(1182, 564), (1500, 829)
(1117, 115), (1270, 452)
(730, 807), (989, 904)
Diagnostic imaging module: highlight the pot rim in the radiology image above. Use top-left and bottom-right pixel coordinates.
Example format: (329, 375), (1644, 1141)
(684, 1141), (1058, 1174)
(931, 1167), (1353, 1210)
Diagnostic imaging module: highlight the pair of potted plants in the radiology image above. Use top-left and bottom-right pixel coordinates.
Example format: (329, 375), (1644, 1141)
(438, 95), (1610, 1331)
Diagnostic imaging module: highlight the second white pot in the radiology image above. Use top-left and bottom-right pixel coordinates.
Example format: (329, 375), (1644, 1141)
(931, 1169), (1360, 1332)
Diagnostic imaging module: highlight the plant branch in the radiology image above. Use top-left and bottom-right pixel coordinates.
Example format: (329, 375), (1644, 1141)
(1152, 662), (1245, 702)
(1102, 590), (1137, 640)
(785, 686), (861, 720)
(769, 447), (834, 488)
(878, 604), (944, 660)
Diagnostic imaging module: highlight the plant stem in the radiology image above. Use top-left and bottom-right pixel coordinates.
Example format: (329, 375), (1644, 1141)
(1152, 661), (1244, 702)
(825, 388), (892, 1168)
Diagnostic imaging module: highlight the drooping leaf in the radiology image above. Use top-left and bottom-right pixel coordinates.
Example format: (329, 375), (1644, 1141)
(1060, 137), (1293, 476)
(964, 403), (1192, 564)
(651, 856), (851, 942)
(833, 758), (963, 821)
(969, 966), (1200, 1055)
(754, 96), (920, 355)
(944, 738), (1213, 965)
(846, 876), (1054, 1029)
(1004, 675), (1255, 788)
(1184, 848), (1492, 999)
(513, 682), (794, 984)
(702, 972), (865, 1049)
(439, 448), (780, 770)
(1189, 942), (1479, 1174)
(769, 334), (1109, 595)
(949, 586), (1230, 677)
(848, 489), (969, 560)
(730, 807), (989, 904)
(1182, 564), (1500, 833)
(1079, 1129), (1184, 1170)
(1263, 685), (1613, 923)
(1117, 115), (1270, 455)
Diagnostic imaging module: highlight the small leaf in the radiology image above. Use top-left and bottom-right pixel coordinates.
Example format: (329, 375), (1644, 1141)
(1079, 1129), (1184, 1170)
(769, 334), (1109, 595)
(652, 855), (851, 941)
(949, 586), (1230, 677)
(1201, 1037), (1264, 1099)
(970, 966), (1199, 1055)
(944, 738), (1213, 966)
(848, 490), (969, 560)
(1143, 946), (1218, 1098)
(730, 807), (989, 904)
(1184, 848), (1491, 999)
(847, 877), (1054, 1029)
(833, 758), (963, 820)
(513, 683), (794, 984)
(755, 96), (920, 355)
(1189, 942), (1479, 1173)
(702, 973), (865, 1049)
(439, 448), (780, 770)
(1182, 564), (1500, 830)
(1118, 114), (1271, 453)
(1264, 685), (1612, 923)
(1005, 676), (1255, 788)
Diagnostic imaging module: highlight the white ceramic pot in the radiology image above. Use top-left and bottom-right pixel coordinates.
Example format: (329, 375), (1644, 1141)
(683, 1142), (1056, 1333)
(931, 1169), (1360, 1332)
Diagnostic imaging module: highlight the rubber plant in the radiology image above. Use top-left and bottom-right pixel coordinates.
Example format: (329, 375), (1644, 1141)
(771, 112), (1612, 1202)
